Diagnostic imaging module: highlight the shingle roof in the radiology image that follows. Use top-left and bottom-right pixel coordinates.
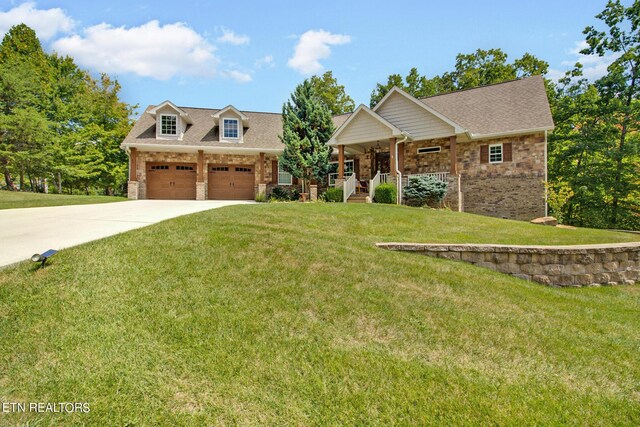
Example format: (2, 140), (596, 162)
(123, 106), (356, 150)
(420, 75), (554, 136)
(122, 76), (553, 151)
(122, 106), (284, 150)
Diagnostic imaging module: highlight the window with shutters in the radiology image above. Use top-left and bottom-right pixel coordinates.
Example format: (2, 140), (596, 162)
(489, 144), (503, 164)
(278, 161), (292, 185)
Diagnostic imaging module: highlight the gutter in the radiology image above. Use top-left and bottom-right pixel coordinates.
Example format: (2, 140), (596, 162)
(121, 143), (283, 155)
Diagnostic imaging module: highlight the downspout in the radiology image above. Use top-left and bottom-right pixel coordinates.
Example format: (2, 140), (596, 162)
(544, 130), (548, 217)
(394, 132), (409, 204)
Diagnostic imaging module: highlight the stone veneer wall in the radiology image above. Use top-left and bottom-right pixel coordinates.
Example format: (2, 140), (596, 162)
(134, 151), (278, 199)
(456, 133), (546, 220)
(377, 242), (640, 287)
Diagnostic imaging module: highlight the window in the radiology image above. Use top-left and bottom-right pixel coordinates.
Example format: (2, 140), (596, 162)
(278, 162), (292, 185)
(489, 144), (503, 163)
(329, 159), (354, 174)
(176, 165), (194, 171)
(160, 114), (177, 135)
(235, 167), (252, 172)
(223, 118), (239, 139)
(417, 146), (441, 154)
(150, 165), (169, 170)
(210, 166), (229, 172)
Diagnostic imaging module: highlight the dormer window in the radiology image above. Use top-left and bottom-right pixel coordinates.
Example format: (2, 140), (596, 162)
(160, 114), (177, 136)
(223, 118), (239, 139)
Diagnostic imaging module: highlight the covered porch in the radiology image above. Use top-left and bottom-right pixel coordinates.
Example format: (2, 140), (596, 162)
(327, 105), (459, 203)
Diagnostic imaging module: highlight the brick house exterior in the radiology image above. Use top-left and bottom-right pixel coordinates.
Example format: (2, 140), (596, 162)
(121, 76), (554, 220)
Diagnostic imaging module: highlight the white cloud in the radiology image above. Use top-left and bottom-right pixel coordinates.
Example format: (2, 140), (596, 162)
(217, 28), (249, 45)
(0, 2), (74, 40)
(254, 54), (274, 69)
(221, 69), (252, 83)
(52, 20), (218, 80)
(548, 40), (620, 82)
(287, 29), (351, 75)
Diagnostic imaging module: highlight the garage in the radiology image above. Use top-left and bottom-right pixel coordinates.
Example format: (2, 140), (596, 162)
(208, 165), (255, 200)
(146, 162), (197, 200)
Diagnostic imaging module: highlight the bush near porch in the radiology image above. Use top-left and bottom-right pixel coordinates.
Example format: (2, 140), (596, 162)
(404, 175), (448, 207)
(322, 187), (343, 202)
(374, 183), (397, 204)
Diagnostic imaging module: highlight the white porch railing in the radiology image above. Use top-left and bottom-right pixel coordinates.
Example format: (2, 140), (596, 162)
(343, 173), (356, 203)
(402, 172), (449, 187)
(328, 173), (338, 186)
(380, 173), (390, 184)
(369, 170), (381, 200)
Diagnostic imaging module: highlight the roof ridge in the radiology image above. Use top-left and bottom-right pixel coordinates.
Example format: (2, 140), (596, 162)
(419, 75), (540, 101)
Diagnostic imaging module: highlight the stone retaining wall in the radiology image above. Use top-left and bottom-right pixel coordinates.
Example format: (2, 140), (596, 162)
(376, 242), (640, 287)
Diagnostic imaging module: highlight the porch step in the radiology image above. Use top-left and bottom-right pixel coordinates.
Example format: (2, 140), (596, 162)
(347, 193), (369, 203)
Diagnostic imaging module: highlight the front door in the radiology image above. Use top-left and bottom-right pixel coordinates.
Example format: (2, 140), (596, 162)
(374, 152), (390, 174)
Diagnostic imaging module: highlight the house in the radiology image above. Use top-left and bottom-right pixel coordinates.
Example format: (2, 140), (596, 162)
(121, 75), (554, 220)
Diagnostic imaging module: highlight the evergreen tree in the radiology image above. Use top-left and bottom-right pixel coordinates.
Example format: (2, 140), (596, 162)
(279, 80), (334, 193)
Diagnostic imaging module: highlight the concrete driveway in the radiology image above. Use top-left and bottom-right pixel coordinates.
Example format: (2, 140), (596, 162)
(0, 200), (251, 268)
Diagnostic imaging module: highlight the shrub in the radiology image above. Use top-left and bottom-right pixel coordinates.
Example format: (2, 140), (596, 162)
(374, 183), (396, 204)
(403, 175), (448, 207)
(270, 186), (300, 201)
(322, 187), (343, 202)
(254, 192), (268, 203)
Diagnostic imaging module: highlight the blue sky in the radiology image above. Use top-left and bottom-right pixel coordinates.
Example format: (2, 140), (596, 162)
(0, 0), (624, 115)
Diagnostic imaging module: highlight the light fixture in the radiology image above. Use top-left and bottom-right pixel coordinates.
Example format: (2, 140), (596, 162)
(31, 249), (57, 268)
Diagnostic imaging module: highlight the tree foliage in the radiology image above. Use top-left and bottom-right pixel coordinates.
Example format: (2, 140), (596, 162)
(370, 49), (549, 107)
(279, 80), (334, 192)
(0, 24), (134, 195)
(309, 71), (355, 115)
(549, 0), (640, 229)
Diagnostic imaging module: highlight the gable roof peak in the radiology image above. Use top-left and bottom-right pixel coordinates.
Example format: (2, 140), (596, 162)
(373, 86), (466, 134)
(211, 104), (249, 125)
(148, 100), (193, 124)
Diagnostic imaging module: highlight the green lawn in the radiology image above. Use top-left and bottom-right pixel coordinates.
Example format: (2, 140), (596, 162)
(0, 203), (638, 425)
(0, 190), (127, 210)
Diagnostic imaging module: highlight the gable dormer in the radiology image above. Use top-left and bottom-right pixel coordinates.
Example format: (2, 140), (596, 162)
(148, 101), (193, 141)
(212, 105), (249, 143)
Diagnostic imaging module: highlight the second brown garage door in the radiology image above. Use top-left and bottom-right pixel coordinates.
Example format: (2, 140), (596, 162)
(208, 165), (255, 200)
(146, 162), (197, 200)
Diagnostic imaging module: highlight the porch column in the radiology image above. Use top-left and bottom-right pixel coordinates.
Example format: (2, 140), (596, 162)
(129, 147), (137, 181)
(338, 144), (345, 179)
(449, 135), (458, 175)
(197, 150), (204, 182)
(398, 141), (404, 175)
(196, 149), (206, 200)
(127, 147), (139, 200)
(259, 152), (265, 183)
(389, 138), (397, 177)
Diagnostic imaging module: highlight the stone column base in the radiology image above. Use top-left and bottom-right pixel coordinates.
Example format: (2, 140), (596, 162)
(258, 183), (267, 197)
(196, 182), (206, 200)
(333, 178), (344, 188)
(128, 181), (139, 200)
(310, 184), (318, 201)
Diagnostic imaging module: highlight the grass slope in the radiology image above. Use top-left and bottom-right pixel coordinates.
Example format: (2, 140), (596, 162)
(0, 190), (126, 210)
(0, 204), (638, 425)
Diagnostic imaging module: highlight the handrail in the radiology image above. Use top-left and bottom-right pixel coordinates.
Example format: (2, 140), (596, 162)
(369, 170), (381, 200)
(343, 173), (356, 203)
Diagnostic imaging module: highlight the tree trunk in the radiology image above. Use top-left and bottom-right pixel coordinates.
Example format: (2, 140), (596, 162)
(3, 166), (17, 191)
(19, 170), (24, 191)
(56, 172), (62, 194)
(611, 74), (637, 227)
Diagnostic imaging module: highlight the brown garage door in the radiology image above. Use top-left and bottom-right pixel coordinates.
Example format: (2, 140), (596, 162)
(208, 165), (255, 200)
(147, 162), (197, 200)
